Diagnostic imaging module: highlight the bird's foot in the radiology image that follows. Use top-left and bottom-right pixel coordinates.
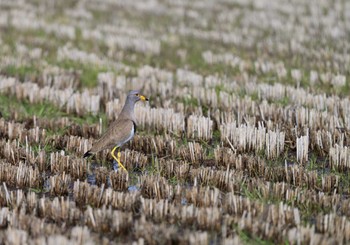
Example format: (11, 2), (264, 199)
(116, 152), (128, 172)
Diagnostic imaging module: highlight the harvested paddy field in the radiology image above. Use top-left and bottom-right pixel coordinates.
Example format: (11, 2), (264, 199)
(0, 0), (350, 244)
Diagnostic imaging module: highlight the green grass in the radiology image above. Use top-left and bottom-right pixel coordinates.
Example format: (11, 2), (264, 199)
(30, 142), (56, 155)
(56, 60), (109, 88)
(329, 170), (350, 195)
(182, 96), (199, 107)
(0, 25), (112, 89)
(241, 184), (263, 201)
(1, 65), (39, 81)
(0, 93), (65, 120)
(28, 187), (45, 194)
(235, 226), (276, 245)
(0, 93), (108, 129)
(121, 37), (241, 77)
(275, 96), (290, 107)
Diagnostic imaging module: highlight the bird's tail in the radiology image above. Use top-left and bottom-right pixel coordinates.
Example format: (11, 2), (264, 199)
(83, 151), (93, 158)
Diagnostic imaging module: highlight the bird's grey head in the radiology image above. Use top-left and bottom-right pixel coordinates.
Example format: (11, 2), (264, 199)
(127, 90), (149, 104)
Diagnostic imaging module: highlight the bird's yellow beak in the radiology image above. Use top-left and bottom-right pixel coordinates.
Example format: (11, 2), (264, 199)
(139, 95), (149, 101)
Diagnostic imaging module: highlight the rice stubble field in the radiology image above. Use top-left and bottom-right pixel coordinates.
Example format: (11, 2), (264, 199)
(0, 0), (350, 244)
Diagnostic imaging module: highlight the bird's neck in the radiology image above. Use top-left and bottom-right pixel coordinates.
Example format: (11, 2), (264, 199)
(120, 99), (135, 121)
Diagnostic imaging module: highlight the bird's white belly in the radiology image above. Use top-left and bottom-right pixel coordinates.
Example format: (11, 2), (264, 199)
(117, 126), (134, 147)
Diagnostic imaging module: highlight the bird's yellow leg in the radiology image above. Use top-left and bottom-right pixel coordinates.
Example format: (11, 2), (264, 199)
(111, 146), (128, 173)
(117, 150), (121, 162)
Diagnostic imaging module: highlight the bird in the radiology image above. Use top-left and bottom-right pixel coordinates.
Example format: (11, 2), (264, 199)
(83, 90), (148, 172)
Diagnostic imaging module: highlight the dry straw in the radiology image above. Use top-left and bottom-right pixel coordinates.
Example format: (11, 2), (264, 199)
(178, 142), (205, 164)
(49, 172), (71, 196)
(50, 152), (87, 179)
(85, 206), (133, 235)
(329, 144), (350, 171)
(109, 171), (129, 191)
(296, 130), (309, 164)
(0, 162), (42, 189)
(135, 106), (185, 134)
(220, 123), (285, 159)
(73, 179), (140, 210)
(159, 159), (191, 181)
(214, 147), (243, 169)
(140, 176), (173, 200)
(187, 115), (213, 140)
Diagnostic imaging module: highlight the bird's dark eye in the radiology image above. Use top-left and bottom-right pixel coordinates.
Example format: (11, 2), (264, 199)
(136, 93), (139, 96)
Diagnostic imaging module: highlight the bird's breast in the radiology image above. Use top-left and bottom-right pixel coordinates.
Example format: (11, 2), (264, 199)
(117, 124), (135, 147)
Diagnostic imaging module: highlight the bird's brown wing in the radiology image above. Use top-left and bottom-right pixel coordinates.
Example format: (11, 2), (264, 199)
(89, 119), (134, 153)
